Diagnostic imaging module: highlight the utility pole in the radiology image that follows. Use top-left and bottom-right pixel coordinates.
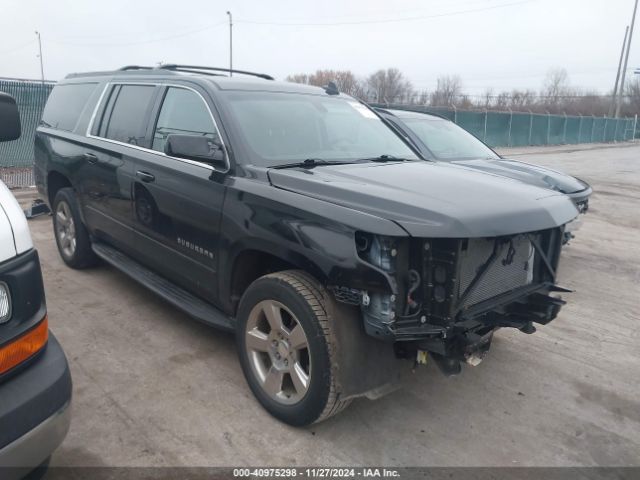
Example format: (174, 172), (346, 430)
(35, 30), (44, 84)
(226, 11), (233, 76)
(616, 0), (639, 118)
(609, 26), (629, 117)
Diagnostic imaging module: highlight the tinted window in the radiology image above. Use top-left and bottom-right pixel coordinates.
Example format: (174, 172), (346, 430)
(222, 92), (417, 167)
(152, 87), (218, 153)
(41, 83), (98, 132)
(400, 116), (499, 161)
(103, 85), (156, 146)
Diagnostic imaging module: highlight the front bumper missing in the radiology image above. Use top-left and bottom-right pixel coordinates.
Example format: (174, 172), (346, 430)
(394, 283), (568, 374)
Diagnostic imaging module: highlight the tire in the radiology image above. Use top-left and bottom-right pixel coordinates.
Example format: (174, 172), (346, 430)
(236, 270), (351, 426)
(52, 188), (98, 269)
(22, 456), (51, 480)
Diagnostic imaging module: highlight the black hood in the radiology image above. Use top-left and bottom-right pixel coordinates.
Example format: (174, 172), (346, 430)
(451, 158), (589, 194)
(268, 161), (579, 238)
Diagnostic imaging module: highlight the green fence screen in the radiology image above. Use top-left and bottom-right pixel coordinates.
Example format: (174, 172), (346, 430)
(374, 103), (638, 148)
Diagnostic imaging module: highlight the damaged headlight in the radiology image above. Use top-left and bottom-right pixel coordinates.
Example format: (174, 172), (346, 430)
(565, 216), (583, 233)
(355, 233), (399, 337)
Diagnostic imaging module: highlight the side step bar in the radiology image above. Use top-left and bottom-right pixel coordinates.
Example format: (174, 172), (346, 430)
(92, 242), (234, 332)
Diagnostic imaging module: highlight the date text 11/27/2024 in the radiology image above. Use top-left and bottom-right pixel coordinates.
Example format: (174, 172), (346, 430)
(233, 468), (401, 478)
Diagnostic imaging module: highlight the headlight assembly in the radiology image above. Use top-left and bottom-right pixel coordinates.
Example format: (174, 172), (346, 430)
(0, 282), (11, 325)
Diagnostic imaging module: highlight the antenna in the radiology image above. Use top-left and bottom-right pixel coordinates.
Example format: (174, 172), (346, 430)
(324, 81), (340, 95)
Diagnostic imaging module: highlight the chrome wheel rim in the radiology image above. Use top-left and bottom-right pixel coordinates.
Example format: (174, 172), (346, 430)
(55, 201), (76, 258)
(245, 300), (311, 405)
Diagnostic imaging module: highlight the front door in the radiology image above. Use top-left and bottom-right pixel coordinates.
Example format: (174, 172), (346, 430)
(129, 85), (228, 304)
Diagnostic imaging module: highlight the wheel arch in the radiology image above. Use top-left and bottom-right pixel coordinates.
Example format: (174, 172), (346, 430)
(224, 245), (328, 316)
(46, 170), (73, 207)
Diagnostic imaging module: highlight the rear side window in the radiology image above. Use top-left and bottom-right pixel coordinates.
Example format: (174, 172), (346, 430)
(152, 87), (219, 153)
(41, 83), (98, 132)
(101, 85), (156, 147)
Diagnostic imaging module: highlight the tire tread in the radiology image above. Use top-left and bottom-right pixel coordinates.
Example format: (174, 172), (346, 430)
(264, 270), (351, 424)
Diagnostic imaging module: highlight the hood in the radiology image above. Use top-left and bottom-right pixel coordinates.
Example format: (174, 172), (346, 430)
(268, 161), (579, 238)
(0, 180), (33, 263)
(452, 158), (589, 194)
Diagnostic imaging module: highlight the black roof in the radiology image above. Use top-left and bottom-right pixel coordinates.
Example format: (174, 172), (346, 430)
(67, 64), (273, 80)
(63, 64), (346, 97)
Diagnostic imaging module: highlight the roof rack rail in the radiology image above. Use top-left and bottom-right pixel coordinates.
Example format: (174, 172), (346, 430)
(159, 64), (274, 80)
(118, 65), (154, 71)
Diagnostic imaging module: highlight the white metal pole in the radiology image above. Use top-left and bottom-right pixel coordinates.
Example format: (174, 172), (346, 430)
(616, 0), (639, 117)
(226, 11), (233, 76)
(610, 26), (630, 117)
(483, 109), (488, 142)
(35, 31), (44, 83)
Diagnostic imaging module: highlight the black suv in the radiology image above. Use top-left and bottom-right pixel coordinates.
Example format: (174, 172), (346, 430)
(35, 65), (579, 426)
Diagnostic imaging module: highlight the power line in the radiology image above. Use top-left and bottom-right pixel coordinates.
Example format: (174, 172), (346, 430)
(49, 22), (226, 47)
(236, 0), (509, 25)
(0, 40), (35, 55)
(236, 0), (536, 26)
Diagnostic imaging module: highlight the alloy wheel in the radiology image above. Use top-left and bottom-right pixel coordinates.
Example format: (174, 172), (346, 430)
(55, 200), (77, 258)
(245, 300), (311, 405)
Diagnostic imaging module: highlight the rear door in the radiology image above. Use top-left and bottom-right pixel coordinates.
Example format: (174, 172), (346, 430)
(128, 83), (228, 304)
(82, 83), (160, 252)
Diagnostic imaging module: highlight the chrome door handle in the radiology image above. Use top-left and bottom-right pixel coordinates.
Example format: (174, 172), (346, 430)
(84, 153), (98, 164)
(136, 171), (155, 183)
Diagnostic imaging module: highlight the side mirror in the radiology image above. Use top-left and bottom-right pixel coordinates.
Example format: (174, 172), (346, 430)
(164, 134), (226, 167)
(0, 92), (21, 142)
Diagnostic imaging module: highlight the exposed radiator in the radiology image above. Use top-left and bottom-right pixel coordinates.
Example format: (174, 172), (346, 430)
(458, 235), (536, 308)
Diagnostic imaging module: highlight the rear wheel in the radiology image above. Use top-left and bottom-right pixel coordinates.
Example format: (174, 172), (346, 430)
(52, 188), (98, 269)
(236, 270), (350, 426)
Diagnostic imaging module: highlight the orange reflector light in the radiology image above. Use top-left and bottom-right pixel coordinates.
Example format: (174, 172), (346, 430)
(0, 316), (48, 375)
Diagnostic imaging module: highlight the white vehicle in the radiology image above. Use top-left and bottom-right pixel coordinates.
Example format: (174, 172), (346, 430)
(0, 92), (71, 479)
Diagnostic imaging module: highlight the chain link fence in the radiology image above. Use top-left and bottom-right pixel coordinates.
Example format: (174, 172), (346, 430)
(0, 80), (638, 188)
(373, 103), (639, 148)
(0, 79), (54, 188)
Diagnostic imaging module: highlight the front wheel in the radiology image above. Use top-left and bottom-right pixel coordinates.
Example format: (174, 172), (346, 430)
(236, 271), (350, 426)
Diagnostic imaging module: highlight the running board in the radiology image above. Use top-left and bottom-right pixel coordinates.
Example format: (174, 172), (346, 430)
(92, 242), (234, 332)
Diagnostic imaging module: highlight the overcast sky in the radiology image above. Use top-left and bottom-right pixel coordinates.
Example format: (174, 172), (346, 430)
(2, 0), (639, 95)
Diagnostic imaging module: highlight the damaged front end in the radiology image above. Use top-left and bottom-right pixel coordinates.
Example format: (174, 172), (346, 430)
(339, 227), (570, 376)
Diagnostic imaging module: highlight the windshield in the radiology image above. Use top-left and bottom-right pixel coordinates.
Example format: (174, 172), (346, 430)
(400, 116), (499, 161)
(222, 92), (418, 167)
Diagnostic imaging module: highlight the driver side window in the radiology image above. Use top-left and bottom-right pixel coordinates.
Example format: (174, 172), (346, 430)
(152, 87), (220, 154)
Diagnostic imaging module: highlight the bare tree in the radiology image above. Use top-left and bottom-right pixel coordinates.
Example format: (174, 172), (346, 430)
(430, 75), (462, 106)
(411, 89), (429, 105)
(287, 66), (639, 117)
(286, 70), (367, 98)
(366, 68), (414, 104)
(624, 78), (640, 116)
(481, 88), (494, 109)
(285, 73), (311, 85)
(541, 68), (573, 112)
(509, 89), (537, 110)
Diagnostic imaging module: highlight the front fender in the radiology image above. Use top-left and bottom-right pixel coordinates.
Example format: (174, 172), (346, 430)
(218, 179), (407, 310)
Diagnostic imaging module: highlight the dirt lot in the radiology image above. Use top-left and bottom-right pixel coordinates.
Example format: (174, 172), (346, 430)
(18, 142), (640, 467)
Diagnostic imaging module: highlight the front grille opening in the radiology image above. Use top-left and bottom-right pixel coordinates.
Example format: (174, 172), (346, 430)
(458, 235), (536, 308)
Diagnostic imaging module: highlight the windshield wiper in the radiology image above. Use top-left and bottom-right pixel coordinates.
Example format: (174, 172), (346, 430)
(359, 154), (412, 162)
(271, 158), (357, 169)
